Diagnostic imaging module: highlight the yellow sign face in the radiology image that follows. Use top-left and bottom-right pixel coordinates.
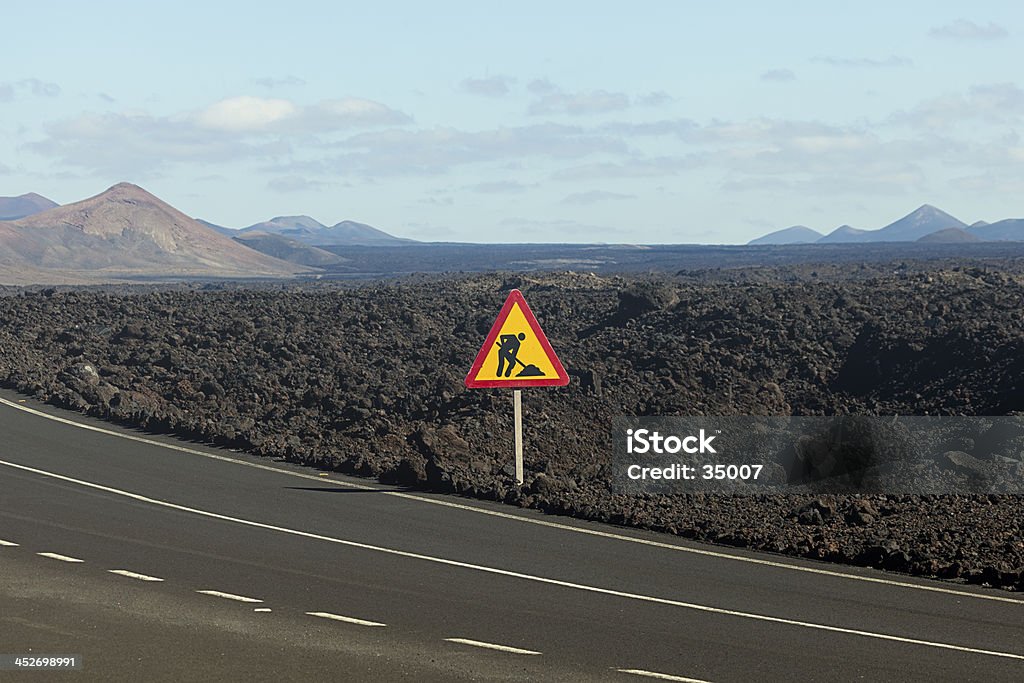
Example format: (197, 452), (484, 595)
(465, 289), (568, 388)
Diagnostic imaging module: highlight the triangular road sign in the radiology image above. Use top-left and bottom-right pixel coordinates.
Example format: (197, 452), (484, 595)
(465, 289), (569, 388)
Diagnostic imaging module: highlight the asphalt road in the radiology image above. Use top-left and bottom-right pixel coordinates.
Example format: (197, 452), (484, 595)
(1, 388), (1023, 682)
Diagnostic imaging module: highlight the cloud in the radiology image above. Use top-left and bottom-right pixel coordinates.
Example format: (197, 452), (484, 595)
(930, 19), (1008, 40)
(26, 110), (280, 175)
(468, 180), (531, 193)
(194, 96), (410, 133)
(529, 88), (630, 116)
(891, 83), (1024, 128)
(636, 91), (673, 106)
(195, 96), (297, 131)
(0, 161), (12, 174)
(553, 156), (702, 180)
(0, 79), (61, 101)
(600, 118), (698, 137)
(560, 190), (635, 205)
(253, 75), (307, 88)
(98, 92), (116, 103)
(460, 75), (515, 97)
(267, 175), (326, 193)
(761, 69), (796, 82)
(20, 79), (61, 97)
(309, 123), (627, 176)
(527, 78), (558, 95)
(812, 55), (912, 68)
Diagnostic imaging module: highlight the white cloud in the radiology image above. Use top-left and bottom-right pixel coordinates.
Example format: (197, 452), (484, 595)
(930, 19), (1008, 40)
(195, 96), (297, 132)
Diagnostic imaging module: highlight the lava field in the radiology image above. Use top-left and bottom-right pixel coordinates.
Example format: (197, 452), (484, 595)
(1, 265), (1023, 590)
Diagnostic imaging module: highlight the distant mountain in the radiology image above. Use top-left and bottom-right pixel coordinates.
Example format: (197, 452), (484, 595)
(232, 231), (350, 267)
(968, 218), (1024, 241)
(0, 192), (59, 220)
(872, 204), (966, 242)
(239, 215), (414, 246)
(0, 183), (307, 284)
(196, 218), (236, 236)
(917, 227), (982, 243)
(817, 225), (869, 243)
(747, 225), (822, 245)
(751, 205), (982, 245)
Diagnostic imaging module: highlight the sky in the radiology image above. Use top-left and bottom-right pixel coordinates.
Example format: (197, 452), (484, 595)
(2, 1), (1023, 244)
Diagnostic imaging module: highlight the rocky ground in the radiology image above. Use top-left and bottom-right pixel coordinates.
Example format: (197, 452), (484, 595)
(1, 264), (1023, 590)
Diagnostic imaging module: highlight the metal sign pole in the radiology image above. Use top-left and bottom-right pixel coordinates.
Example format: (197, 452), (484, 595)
(513, 389), (523, 485)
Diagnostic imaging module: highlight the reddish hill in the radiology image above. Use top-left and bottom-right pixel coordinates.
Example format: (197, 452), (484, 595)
(1, 183), (308, 283)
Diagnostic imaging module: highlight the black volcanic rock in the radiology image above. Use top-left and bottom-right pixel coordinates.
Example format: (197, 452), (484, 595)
(1, 268), (1024, 590)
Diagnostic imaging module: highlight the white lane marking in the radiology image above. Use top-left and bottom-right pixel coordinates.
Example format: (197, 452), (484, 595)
(254, 608), (272, 612)
(0, 538), (19, 546)
(197, 590), (263, 604)
(37, 552), (85, 563)
(2, 459), (1022, 662)
(617, 670), (712, 682)
(444, 638), (541, 655)
(108, 569), (164, 582)
(1, 396), (1019, 607)
(306, 611), (385, 627)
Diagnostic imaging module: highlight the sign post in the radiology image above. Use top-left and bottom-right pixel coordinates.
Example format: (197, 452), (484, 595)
(513, 389), (523, 484)
(465, 289), (568, 486)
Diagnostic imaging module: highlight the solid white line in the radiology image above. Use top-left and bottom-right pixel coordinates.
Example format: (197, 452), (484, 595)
(1, 458), (1022, 662)
(197, 590), (263, 603)
(306, 611), (385, 627)
(108, 569), (164, 582)
(617, 670), (712, 682)
(1, 396), (1019, 606)
(444, 638), (541, 655)
(0, 538), (19, 546)
(37, 551), (84, 563)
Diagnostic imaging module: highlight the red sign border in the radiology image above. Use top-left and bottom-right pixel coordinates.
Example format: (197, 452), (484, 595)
(464, 289), (569, 388)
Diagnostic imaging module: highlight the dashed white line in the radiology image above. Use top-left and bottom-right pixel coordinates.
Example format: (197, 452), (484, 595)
(3, 458), (1024, 662)
(254, 608), (273, 613)
(108, 569), (164, 582)
(196, 590), (263, 604)
(37, 552), (84, 563)
(2, 395), (1019, 606)
(444, 638), (541, 655)
(0, 538), (19, 546)
(617, 669), (712, 682)
(306, 611), (385, 627)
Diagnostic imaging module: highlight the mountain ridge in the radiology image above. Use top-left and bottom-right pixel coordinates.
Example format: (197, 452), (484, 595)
(1, 183), (307, 283)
